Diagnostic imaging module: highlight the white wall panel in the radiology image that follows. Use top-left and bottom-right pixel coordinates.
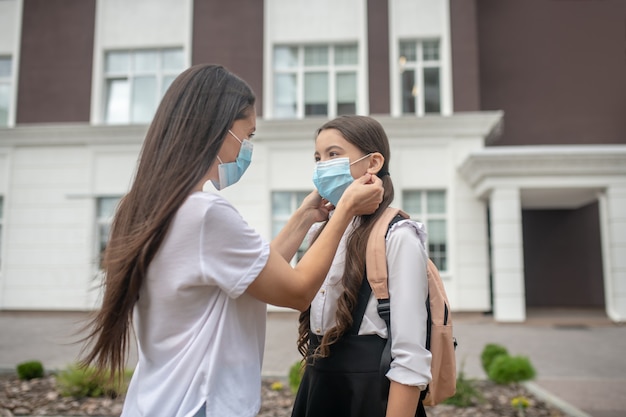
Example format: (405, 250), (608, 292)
(0, 0), (18, 53)
(97, 0), (190, 48)
(396, 148), (449, 188)
(0, 152), (7, 193)
(93, 148), (140, 194)
(391, 0), (446, 37)
(267, 0), (364, 42)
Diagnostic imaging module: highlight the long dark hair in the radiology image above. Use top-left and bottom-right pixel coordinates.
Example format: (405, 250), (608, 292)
(297, 115), (394, 359)
(80, 64), (256, 378)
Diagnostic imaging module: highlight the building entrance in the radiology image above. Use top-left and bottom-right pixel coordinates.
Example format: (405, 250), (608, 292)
(521, 201), (605, 308)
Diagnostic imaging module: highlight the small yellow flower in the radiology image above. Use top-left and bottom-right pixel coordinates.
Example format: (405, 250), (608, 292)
(511, 396), (530, 409)
(270, 381), (284, 391)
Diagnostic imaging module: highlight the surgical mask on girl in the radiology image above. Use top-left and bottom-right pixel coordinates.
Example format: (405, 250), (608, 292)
(211, 130), (254, 190)
(312, 153), (371, 206)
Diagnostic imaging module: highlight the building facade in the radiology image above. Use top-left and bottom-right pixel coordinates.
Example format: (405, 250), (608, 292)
(0, 0), (624, 322)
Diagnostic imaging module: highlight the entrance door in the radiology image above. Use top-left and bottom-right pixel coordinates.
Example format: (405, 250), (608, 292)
(522, 201), (605, 308)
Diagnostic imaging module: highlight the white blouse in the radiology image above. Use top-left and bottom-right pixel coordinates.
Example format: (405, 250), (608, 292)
(122, 192), (270, 417)
(308, 217), (432, 389)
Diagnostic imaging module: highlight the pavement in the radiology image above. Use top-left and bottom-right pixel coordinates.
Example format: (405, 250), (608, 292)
(1, 308), (625, 417)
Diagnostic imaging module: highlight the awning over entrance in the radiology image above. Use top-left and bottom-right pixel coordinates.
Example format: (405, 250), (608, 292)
(459, 145), (626, 323)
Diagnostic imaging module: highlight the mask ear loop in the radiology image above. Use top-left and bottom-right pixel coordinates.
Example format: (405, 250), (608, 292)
(228, 129), (243, 144)
(216, 130), (240, 165)
(350, 153), (373, 166)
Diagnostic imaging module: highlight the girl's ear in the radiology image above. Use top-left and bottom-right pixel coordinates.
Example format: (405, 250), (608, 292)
(367, 152), (385, 175)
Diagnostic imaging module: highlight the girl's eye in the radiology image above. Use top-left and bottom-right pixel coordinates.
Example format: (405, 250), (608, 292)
(248, 133), (255, 139)
(329, 151), (339, 157)
(314, 156), (321, 162)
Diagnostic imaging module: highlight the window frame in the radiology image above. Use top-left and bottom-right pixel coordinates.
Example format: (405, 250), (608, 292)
(271, 191), (311, 265)
(0, 195), (3, 270)
(402, 189), (448, 272)
(271, 43), (360, 119)
(102, 48), (185, 125)
(0, 56), (13, 127)
(95, 196), (122, 269)
(397, 39), (443, 116)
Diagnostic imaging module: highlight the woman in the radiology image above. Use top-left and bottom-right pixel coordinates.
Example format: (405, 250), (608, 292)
(292, 115), (431, 417)
(79, 65), (383, 417)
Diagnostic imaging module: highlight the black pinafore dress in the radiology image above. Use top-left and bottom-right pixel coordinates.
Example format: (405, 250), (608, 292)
(291, 277), (427, 417)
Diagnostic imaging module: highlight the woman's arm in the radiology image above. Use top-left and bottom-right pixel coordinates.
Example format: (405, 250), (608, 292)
(246, 173), (383, 311)
(270, 191), (330, 261)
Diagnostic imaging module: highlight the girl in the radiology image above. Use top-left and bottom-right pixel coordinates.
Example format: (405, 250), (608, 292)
(292, 115), (431, 417)
(79, 65), (383, 417)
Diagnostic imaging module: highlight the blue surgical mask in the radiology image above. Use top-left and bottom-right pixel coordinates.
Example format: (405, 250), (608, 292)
(312, 153), (371, 206)
(211, 130), (253, 190)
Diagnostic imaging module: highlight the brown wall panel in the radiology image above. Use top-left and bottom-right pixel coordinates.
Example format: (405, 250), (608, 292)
(477, 0), (626, 146)
(522, 202), (605, 308)
(192, 0), (264, 117)
(17, 0), (96, 124)
(367, 0), (390, 114)
(450, 0), (481, 112)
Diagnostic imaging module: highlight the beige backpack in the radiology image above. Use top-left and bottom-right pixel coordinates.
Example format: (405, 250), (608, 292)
(366, 207), (457, 406)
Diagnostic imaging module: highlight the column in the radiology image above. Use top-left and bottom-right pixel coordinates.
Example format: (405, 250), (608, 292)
(601, 185), (626, 322)
(489, 186), (526, 322)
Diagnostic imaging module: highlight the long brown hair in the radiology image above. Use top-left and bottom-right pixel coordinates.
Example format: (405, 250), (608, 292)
(80, 64), (256, 378)
(297, 115), (395, 359)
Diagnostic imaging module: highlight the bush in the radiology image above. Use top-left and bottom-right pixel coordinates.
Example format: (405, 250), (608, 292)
(288, 361), (305, 394)
(16, 360), (45, 380)
(480, 343), (508, 375)
(56, 364), (132, 399)
(442, 370), (484, 407)
(487, 354), (536, 384)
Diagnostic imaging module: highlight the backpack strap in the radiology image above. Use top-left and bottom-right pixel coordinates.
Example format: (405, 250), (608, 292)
(365, 207), (410, 300)
(365, 207), (409, 403)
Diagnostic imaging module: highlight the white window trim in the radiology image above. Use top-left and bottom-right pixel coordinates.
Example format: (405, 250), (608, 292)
(99, 48), (186, 125)
(271, 191), (310, 266)
(267, 43), (363, 120)
(0, 195), (3, 271)
(94, 196), (121, 269)
(403, 189), (449, 272)
(0, 56), (15, 128)
(390, 34), (452, 117)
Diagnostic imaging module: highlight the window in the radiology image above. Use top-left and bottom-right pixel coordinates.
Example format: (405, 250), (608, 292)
(96, 196), (121, 267)
(104, 48), (185, 124)
(273, 44), (358, 119)
(0, 57), (12, 127)
(403, 190), (447, 271)
(399, 40), (441, 115)
(271, 191), (310, 264)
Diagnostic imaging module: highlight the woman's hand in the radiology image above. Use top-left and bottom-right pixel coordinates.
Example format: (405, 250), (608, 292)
(298, 190), (334, 224)
(337, 173), (384, 216)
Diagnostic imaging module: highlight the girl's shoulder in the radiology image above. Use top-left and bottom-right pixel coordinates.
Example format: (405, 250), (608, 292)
(387, 218), (428, 247)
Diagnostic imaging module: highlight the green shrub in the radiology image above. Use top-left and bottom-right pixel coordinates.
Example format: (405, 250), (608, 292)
(487, 354), (536, 384)
(288, 361), (305, 394)
(480, 343), (509, 375)
(16, 360), (45, 380)
(442, 370), (484, 407)
(56, 364), (132, 399)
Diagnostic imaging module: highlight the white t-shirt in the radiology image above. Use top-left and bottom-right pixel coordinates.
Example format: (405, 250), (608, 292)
(121, 192), (270, 417)
(308, 217), (432, 388)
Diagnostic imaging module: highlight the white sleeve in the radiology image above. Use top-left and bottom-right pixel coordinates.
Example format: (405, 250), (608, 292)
(385, 220), (432, 389)
(199, 197), (270, 298)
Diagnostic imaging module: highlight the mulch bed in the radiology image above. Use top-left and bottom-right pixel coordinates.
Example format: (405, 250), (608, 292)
(0, 374), (567, 417)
